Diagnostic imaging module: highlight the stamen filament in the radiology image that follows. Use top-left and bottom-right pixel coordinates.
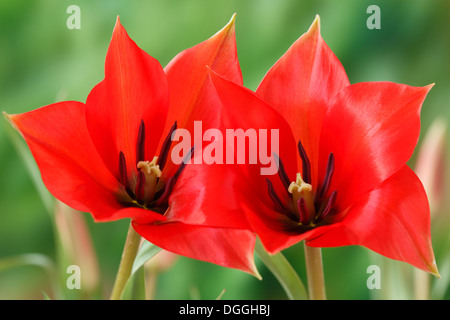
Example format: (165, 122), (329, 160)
(135, 170), (146, 204)
(297, 198), (309, 225)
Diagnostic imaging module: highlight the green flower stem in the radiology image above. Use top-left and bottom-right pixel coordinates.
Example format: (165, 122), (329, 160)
(110, 222), (142, 300)
(304, 243), (326, 300)
(255, 238), (307, 300)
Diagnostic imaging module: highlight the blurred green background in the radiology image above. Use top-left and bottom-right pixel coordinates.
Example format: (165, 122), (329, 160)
(1, 0), (450, 300)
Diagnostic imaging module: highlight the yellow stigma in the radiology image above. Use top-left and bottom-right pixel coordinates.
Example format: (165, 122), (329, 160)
(288, 173), (312, 195)
(137, 156), (162, 178)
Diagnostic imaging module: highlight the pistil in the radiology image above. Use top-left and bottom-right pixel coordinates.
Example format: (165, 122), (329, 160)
(116, 120), (190, 212)
(288, 172), (315, 225)
(136, 156), (162, 204)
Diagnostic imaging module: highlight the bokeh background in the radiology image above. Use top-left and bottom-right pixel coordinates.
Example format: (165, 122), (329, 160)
(1, 0), (449, 300)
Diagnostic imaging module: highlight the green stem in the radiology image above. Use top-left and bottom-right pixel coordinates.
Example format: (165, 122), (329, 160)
(304, 243), (326, 300)
(110, 222), (142, 300)
(255, 239), (307, 300)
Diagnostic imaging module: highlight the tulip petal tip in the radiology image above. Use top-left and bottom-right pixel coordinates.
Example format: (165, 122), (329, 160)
(253, 267), (263, 281)
(3, 111), (15, 126)
(429, 260), (440, 278)
(309, 14), (321, 33)
(230, 12), (237, 23)
(425, 83), (435, 91)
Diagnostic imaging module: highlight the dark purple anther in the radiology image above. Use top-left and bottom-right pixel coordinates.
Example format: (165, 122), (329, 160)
(273, 153), (292, 197)
(318, 190), (337, 220)
(157, 121), (177, 172)
(136, 120), (145, 165)
(316, 153), (335, 202)
(266, 179), (298, 221)
(297, 140), (311, 184)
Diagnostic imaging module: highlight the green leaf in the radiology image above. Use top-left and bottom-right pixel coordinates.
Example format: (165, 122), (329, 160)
(41, 291), (52, 300)
(255, 238), (308, 300)
(0, 253), (54, 273)
(131, 240), (162, 275)
(118, 240), (162, 299)
(0, 253), (62, 299)
(121, 264), (147, 300)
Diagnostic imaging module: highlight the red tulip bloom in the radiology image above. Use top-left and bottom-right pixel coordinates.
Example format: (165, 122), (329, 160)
(5, 17), (257, 275)
(207, 16), (438, 275)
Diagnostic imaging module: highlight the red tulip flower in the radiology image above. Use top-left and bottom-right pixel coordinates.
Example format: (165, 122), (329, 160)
(5, 16), (257, 275)
(207, 16), (438, 275)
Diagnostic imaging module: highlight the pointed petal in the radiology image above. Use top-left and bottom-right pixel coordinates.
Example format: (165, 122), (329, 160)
(307, 166), (438, 275)
(165, 14), (242, 129)
(132, 220), (258, 276)
(86, 17), (168, 178)
(162, 15), (242, 177)
(319, 82), (433, 210)
(256, 15), (350, 186)
(208, 69), (298, 197)
(6, 102), (130, 222)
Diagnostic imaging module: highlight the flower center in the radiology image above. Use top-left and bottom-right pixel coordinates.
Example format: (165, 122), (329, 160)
(117, 120), (190, 213)
(267, 140), (337, 231)
(288, 173), (315, 225)
(136, 156), (162, 206)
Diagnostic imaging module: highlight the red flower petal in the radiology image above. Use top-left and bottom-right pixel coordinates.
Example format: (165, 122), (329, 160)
(256, 16), (350, 186)
(307, 166), (438, 275)
(6, 102), (127, 221)
(165, 14), (242, 130)
(132, 220), (258, 276)
(208, 68), (298, 196)
(166, 163), (252, 230)
(162, 15), (242, 178)
(319, 82), (433, 211)
(86, 17), (169, 178)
